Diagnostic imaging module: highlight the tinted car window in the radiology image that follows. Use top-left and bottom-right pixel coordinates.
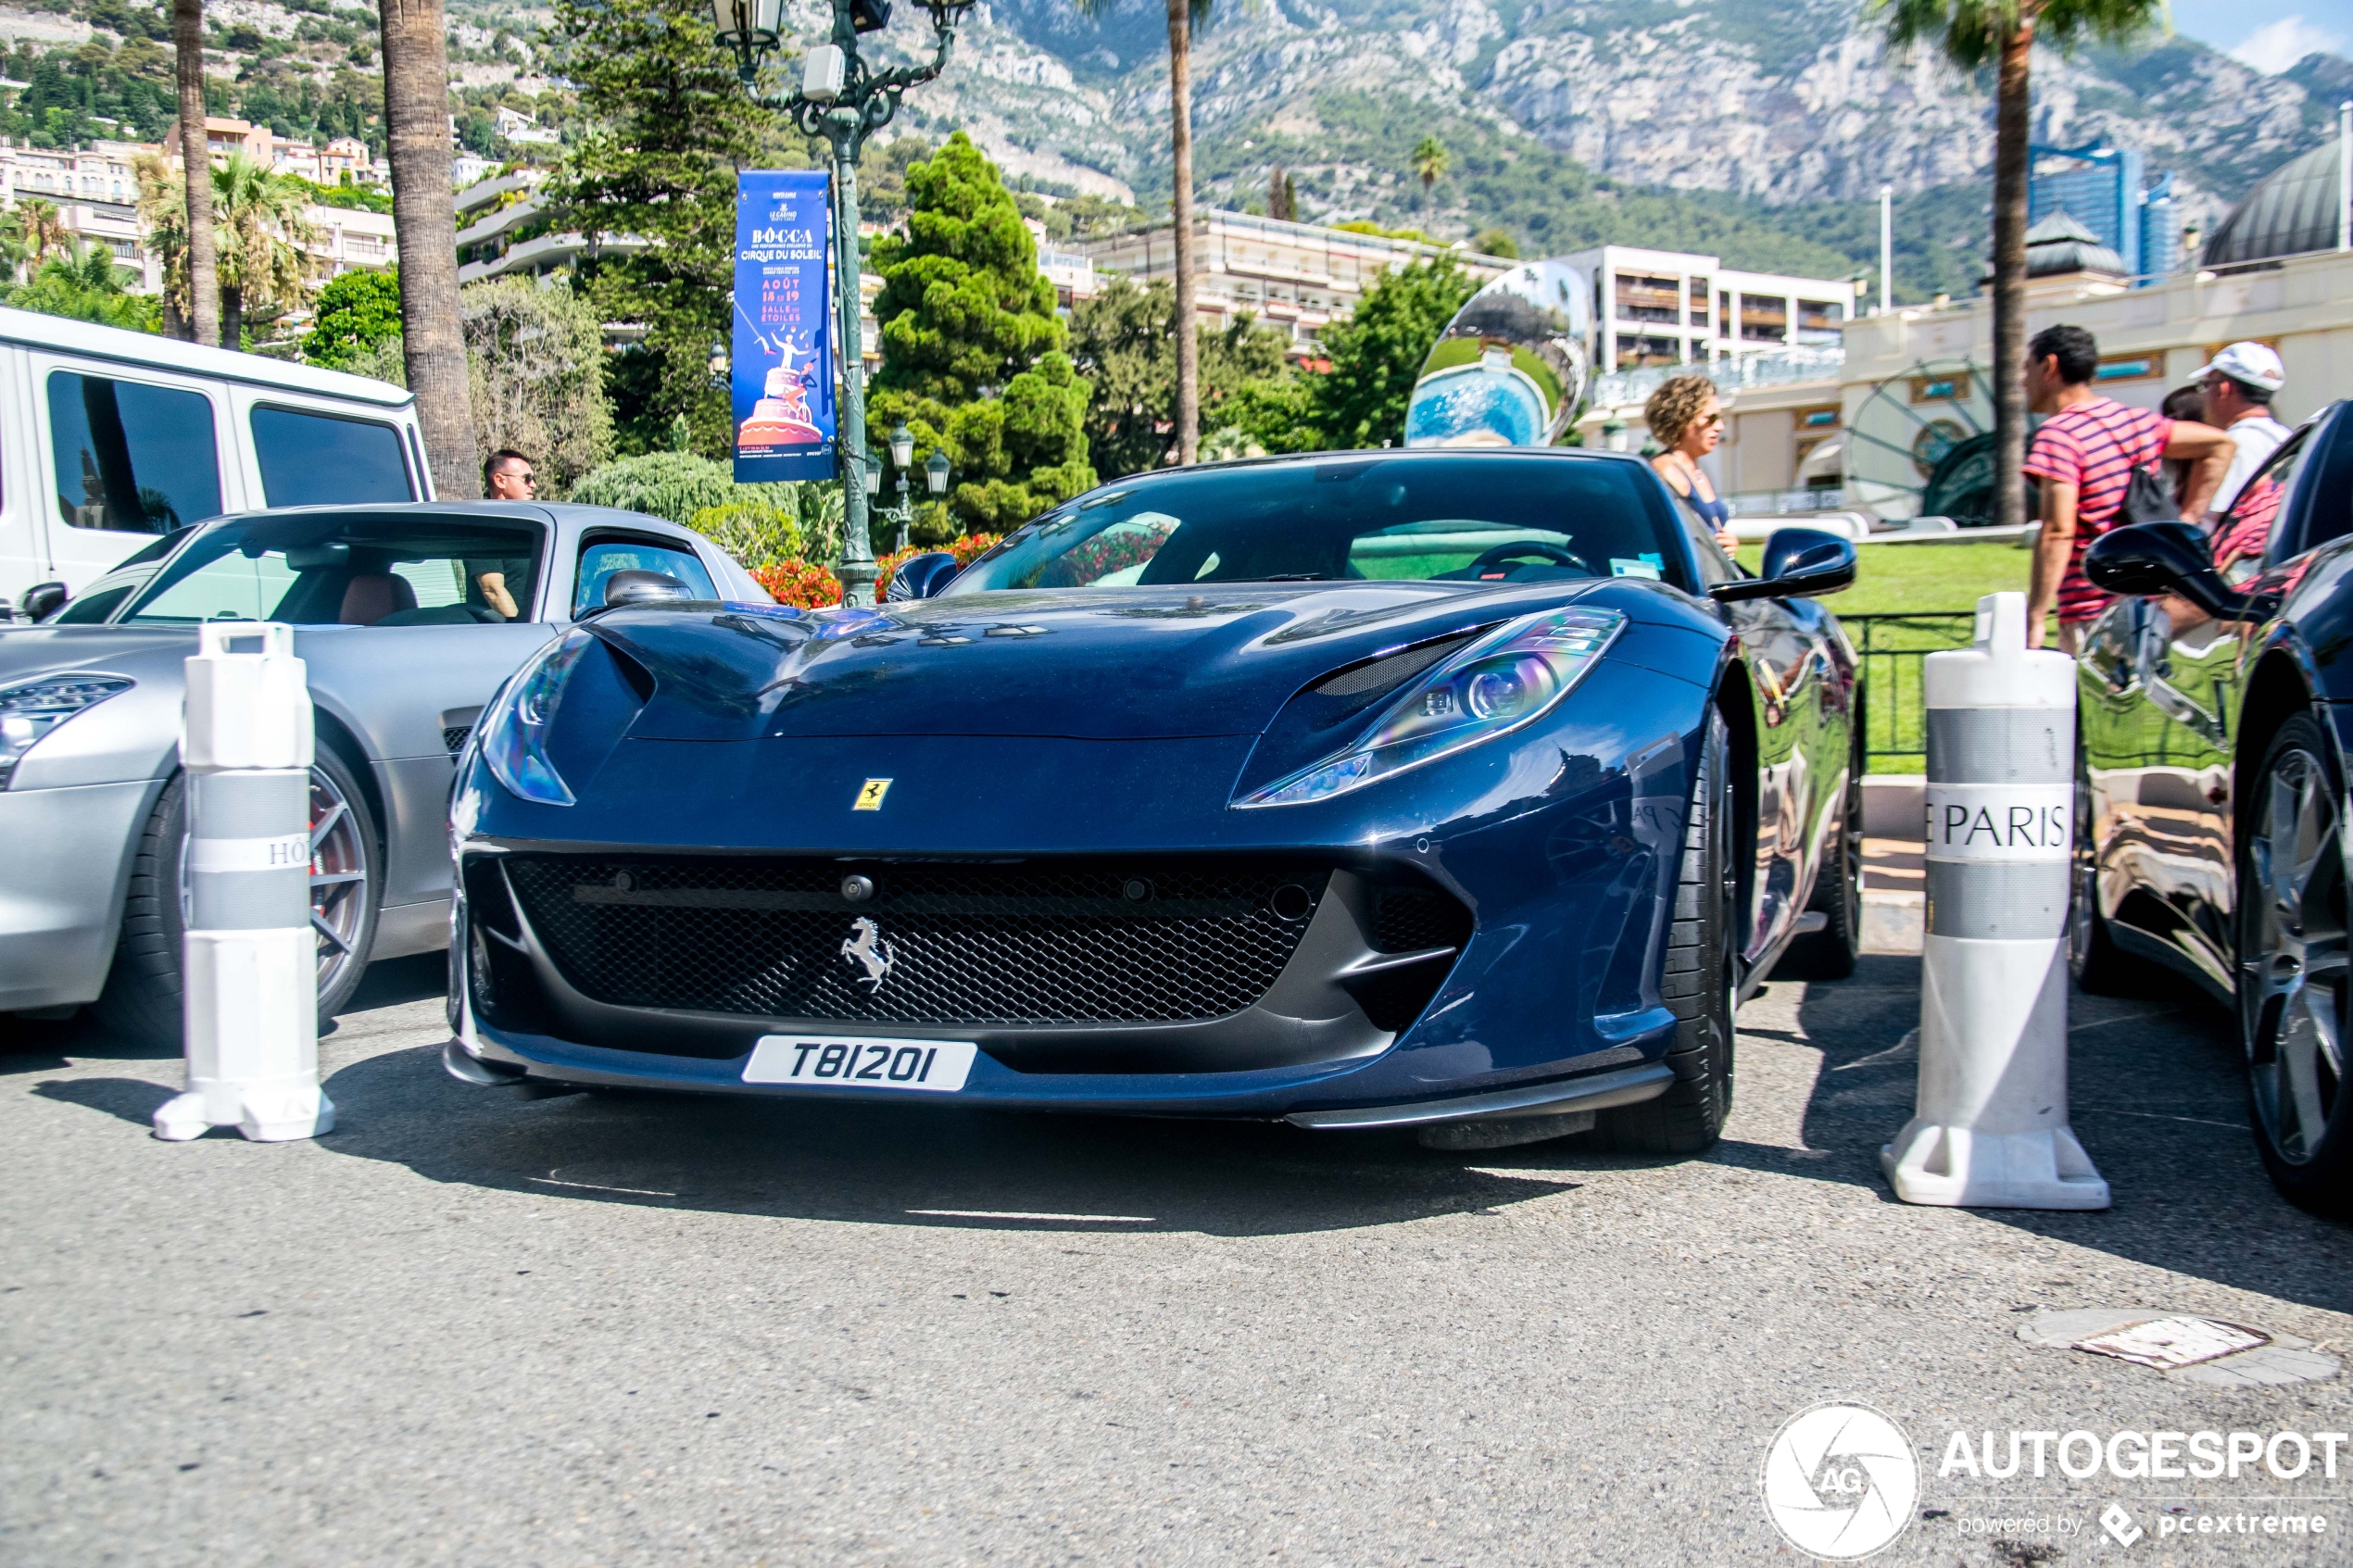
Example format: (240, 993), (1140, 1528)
(574, 537), (717, 613)
(53, 583), (136, 623)
(2283, 408), (2353, 560)
(950, 454), (1690, 594)
(47, 370), (220, 533)
(123, 515), (545, 626)
(250, 407), (415, 506)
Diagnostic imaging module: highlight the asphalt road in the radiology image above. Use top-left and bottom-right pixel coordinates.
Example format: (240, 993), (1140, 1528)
(4, 946), (2350, 1566)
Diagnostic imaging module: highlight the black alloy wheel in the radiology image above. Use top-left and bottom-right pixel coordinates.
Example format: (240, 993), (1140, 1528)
(2237, 715), (2353, 1215)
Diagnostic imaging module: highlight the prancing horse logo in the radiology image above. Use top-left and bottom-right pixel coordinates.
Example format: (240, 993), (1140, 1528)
(841, 916), (894, 991)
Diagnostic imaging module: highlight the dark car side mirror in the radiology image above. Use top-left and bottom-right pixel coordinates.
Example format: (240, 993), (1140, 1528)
(1708, 527), (1857, 603)
(19, 581), (66, 621)
(887, 551), (961, 602)
(2082, 521), (2259, 621)
(602, 570), (692, 608)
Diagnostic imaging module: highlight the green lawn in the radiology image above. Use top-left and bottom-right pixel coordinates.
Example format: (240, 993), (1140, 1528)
(1732, 538), (2031, 615)
(1733, 538), (2037, 773)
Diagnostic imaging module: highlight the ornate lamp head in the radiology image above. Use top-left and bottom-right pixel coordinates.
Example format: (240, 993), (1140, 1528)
(711, 0), (782, 78)
(925, 448), (951, 495)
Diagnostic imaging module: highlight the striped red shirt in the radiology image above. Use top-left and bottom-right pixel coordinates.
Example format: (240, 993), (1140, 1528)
(2024, 397), (2173, 623)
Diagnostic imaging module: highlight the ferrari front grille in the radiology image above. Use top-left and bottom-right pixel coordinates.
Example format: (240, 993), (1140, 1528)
(501, 856), (1334, 1026)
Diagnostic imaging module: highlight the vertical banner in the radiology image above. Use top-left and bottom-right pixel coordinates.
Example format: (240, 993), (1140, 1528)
(732, 169), (837, 483)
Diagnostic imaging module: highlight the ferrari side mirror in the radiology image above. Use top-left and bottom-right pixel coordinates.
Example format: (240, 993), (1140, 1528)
(2083, 520), (2258, 621)
(19, 581), (67, 621)
(1709, 527), (1856, 603)
(602, 570), (692, 608)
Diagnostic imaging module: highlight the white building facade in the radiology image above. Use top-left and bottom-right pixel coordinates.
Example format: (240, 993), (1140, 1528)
(1562, 245), (1861, 371)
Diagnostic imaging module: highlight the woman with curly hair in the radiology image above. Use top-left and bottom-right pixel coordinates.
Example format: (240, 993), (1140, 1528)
(1644, 374), (1738, 551)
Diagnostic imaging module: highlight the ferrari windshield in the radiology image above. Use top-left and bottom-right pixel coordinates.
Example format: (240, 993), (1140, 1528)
(945, 452), (1692, 594)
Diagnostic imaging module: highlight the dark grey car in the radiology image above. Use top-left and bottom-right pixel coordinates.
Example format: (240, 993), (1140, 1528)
(0, 501), (766, 1038)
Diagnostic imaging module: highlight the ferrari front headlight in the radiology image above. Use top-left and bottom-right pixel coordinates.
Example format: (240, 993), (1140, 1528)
(476, 628), (594, 807)
(1235, 607), (1624, 809)
(0, 672), (132, 789)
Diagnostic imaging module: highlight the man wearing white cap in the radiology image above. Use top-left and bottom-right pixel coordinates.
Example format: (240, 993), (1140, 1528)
(2196, 342), (2294, 575)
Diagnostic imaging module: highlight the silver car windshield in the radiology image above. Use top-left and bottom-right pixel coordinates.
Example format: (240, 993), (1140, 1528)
(945, 454), (1689, 594)
(120, 516), (547, 627)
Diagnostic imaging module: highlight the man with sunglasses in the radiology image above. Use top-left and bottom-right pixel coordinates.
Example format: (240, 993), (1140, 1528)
(469, 449), (540, 620)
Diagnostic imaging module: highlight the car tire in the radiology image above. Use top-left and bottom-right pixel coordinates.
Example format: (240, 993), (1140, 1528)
(2236, 713), (2353, 1216)
(1595, 708), (1736, 1154)
(93, 750), (383, 1048)
(2069, 734), (2158, 997)
(1778, 734), (1862, 981)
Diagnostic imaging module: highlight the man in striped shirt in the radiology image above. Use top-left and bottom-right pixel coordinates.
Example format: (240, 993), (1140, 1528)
(2022, 324), (2233, 652)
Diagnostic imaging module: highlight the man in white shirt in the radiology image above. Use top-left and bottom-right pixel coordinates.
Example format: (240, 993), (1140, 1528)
(2196, 341), (2292, 524)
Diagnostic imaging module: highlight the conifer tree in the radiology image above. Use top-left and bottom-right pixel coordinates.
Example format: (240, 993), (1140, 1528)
(869, 132), (1094, 538)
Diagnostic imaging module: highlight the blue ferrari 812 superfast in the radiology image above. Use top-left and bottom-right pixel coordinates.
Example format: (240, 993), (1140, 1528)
(445, 447), (1862, 1152)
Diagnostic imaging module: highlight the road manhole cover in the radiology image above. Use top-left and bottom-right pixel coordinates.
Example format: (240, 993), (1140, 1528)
(2018, 1309), (2339, 1386)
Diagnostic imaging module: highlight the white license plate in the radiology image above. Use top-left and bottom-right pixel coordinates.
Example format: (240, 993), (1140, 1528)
(744, 1035), (976, 1092)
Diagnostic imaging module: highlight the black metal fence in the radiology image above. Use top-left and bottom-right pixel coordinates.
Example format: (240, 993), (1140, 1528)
(1843, 612), (1978, 773)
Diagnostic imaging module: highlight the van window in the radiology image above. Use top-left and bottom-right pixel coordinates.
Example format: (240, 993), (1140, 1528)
(251, 406), (415, 506)
(47, 370), (220, 533)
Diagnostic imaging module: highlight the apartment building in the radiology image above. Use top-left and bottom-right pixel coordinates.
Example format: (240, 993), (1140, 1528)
(1563, 245), (1860, 371)
(454, 169), (645, 288)
(161, 117), (378, 186)
(0, 139), (143, 267)
(1080, 210), (1514, 358)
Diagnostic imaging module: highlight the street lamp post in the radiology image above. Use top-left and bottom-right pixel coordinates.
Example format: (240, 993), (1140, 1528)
(711, 0), (973, 607)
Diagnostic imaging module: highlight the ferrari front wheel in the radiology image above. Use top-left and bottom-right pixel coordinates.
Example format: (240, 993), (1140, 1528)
(1596, 708), (1736, 1153)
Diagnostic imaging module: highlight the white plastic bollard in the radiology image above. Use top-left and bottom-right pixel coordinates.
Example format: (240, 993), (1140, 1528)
(1880, 592), (2108, 1209)
(152, 621), (336, 1142)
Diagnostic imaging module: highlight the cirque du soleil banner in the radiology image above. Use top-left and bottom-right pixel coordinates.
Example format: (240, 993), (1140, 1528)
(732, 169), (837, 483)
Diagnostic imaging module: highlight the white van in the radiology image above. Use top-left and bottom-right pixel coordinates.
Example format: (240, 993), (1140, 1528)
(0, 305), (434, 615)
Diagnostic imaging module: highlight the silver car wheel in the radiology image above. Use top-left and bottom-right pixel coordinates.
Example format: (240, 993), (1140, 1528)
(2242, 744), (2347, 1166)
(177, 762), (371, 998)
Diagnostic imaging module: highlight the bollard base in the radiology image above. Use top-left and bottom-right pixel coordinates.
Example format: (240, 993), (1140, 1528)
(154, 1078), (336, 1142)
(1880, 1119), (2109, 1210)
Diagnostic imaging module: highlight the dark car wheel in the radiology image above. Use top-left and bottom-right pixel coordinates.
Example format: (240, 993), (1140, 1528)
(93, 749), (382, 1047)
(2237, 715), (2353, 1215)
(1778, 734), (1862, 981)
(1596, 708), (1736, 1153)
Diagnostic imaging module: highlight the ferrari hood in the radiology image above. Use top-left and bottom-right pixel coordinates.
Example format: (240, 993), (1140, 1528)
(595, 580), (1681, 743)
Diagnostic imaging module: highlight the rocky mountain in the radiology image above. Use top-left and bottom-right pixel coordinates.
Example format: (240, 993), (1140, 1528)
(893, 0), (2347, 283)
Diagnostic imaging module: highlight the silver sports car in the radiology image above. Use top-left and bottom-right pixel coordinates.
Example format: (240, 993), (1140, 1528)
(0, 501), (764, 1038)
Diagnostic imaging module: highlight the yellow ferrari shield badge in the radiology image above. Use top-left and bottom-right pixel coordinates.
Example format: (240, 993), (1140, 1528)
(853, 778), (893, 811)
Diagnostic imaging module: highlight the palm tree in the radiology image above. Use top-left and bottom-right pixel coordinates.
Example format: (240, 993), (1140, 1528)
(1412, 135), (1448, 197)
(1076, 0), (1213, 465)
(16, 198), (68, 267)
(210, 151), (317, 348)
(132, 152), (193, 334)
(379, 0), (479, 495)
(171, 0), (219, 345)
(1870, 0), (2170, 531)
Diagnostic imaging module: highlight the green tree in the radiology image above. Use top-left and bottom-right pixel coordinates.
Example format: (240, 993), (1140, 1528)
(1412, 134), (1448, 196)
(1075, 0), (1212, 465)
(869, 132), (1094, 537)
(462, 275), (613, 497)
(1870, 0), (2170, 532)
(1306, 254), (1475, 450)
(549, 0), (770, 458)
(209, 150), (316, 347)
(303, 267), (404, 369)
(6, 241), (158, 332)
(1067, 274), (1290, 477)
(1471, 226), (1518, 259)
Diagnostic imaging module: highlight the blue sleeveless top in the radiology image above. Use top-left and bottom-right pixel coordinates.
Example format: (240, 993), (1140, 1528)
(1665, 460), (1731, 532)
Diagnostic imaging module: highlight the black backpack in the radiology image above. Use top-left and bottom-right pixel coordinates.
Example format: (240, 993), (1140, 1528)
(2118, 461), (2180, 528)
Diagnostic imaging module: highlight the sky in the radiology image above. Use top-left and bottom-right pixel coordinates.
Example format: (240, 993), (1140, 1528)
(2171, 0), (2353, 71)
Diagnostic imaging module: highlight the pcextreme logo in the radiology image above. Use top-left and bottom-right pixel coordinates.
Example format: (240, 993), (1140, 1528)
(1761, 1402), (1920, 1560)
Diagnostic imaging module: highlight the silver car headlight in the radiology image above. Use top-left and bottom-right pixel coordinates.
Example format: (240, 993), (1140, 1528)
(1234, 608), (1625, 809)
(0, 672), (133, 789)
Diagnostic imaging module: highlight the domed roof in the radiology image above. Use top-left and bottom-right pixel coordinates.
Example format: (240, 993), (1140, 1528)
(2202, 139), (2344, 267)
(2024, 210), (2127, 277)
